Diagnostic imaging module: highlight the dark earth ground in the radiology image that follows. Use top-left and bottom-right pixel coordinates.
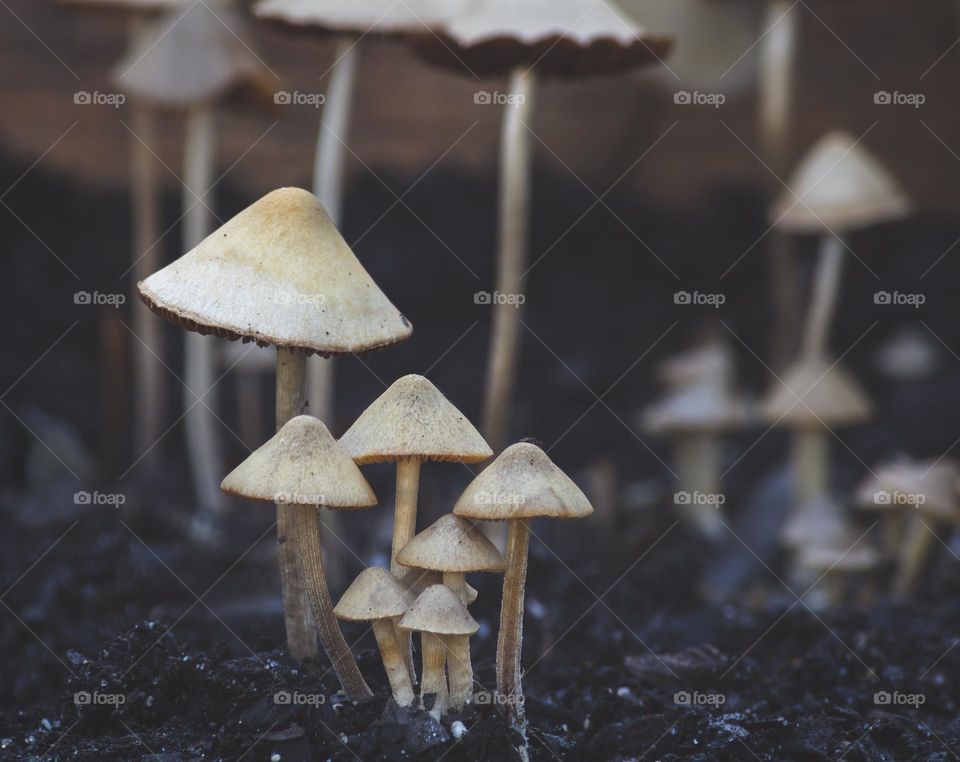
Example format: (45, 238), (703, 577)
(3, 147), (960, 759)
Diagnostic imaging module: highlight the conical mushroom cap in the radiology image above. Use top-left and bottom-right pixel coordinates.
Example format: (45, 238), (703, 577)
(781, 493), (847, 549)
(339, 375), (491, 464)
(761, 357), (870, 428)
(402, 569), (478, 604)
(254, 0), (467, 36)
(453, 442), (593, 521)
(138, 187), (412, 355)
(772, 131), (910, 234)
(112, 3), (275, 109)
(642, 381), (749, 434)
(334, 567), (412, 621)
(659, 341), (735, 388)
(879, 458), (960, 522)
(397, 514), (506, 573)
(396, 584), (478, 636)
(798, 529), (879, 573)
(221, 415), (377, 509)
(414, 0), (673, 78)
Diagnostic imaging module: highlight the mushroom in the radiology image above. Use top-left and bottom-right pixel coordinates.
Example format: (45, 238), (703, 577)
(221, 415), (376, 699)
(334, 567), (416, 706)
(139, 186), (412, 664)
(881, 459), (960, 597)
(397, 514), (506, 708)
(796, 522), (880, 609)
(453, 442), (592, 726)
(397, 584), (479, 719)
(780, 492), (848, 552)
(772, 132), (910, 363)
(853, 457), (912, 559)
(114, 1), (274, 517)
(253, 0), (467, 430)
(412, 0), (671, 454)
(404, 569), (479, 605)
(875, 326), (940, 382)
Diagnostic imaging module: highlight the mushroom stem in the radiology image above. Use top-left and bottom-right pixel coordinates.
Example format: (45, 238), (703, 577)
(481, 65), (537, 455)
(372, 618), (414, 706)
(674, 432), (724, 539)
(393, 457), (421, 682)
(446, 634), (473, 710)
(793, 427), (828, 504)
(275, 348), (318, 661)
(893, 511), (937, 597)
(420, 631), (449, 719)
(882, 511), (905, 560)
(182, 104), (226, 515)
(443, 571), (468, 604)
(759, 0), (797, 177)
(291, 504), (372, 700)
(802, 235), (846, 360)
(497, 517), (530, 727)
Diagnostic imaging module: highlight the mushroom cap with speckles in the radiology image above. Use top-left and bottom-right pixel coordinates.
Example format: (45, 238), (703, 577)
(254, 0), (468, 36)
(397, 514), (506, 573)
(397, 585), (478, 636)
(334, 567), (413, 621)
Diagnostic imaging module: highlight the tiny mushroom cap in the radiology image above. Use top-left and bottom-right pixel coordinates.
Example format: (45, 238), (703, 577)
(762, 357), (870, 428)
(642, 382), (749, 435)
(112, 3), (275, 110)
(659, 340), (735, 388)
(854, 456), (913, 510)
(339, 375), (492, 464)
(221, 415), (377, 509)
(397, 585), (479, 636)
(334, 567), (413, 621)
(798, 533), (880, 573)
(414, 0), (673, 78)
(453, 442), (593, 522)
(138, 187), (412, 355)
(403, 569), (478, 604)
(781, 493), (849, 549)
(772, 131), (911, 234)
(881, 458), (960, 522)
(254, 0), (468, 36)
(397, 514), (506, 573)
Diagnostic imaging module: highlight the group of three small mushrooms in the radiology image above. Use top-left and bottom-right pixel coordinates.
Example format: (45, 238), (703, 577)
(137, 187), (593, 726)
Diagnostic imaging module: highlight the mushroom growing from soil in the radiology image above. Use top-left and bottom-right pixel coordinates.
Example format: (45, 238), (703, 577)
(334, 567), (415, 706)
(397, 584), (479, 719)
(413, 0), (672, 455)
(397, 513), (506, 708)
(115, 1), (274, 517)
(853, 458), (913, 559)
(221, 415), (377, 699)
(138, 186), (412, 664)
(796, 520), (880, 609)
(453, 442), (592, 728)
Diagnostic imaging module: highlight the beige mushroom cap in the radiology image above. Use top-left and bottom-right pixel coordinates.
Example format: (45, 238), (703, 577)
(781, 493), (848, 550)
(880, 458), (960, 522)
(339, 375), (491, 464)
(138, 187), (412, 355)
(772, 131), (911, 234)
(112, 3), (274, 110)
(396, 584), (478, 636)
(642, 381), (750, 434)
(453, 442), (593, 521)
(221, 415), (377, 509)
(414, 0), (672, 78)
(761, 357), (871, 428)
(254, 0), (467, 36)
(798, 533), (879, 573)
(397, 514), (506, 574)
(334, 567), (413, 621)
(402, 569), (478, 604)
(659, 340), (735, 388)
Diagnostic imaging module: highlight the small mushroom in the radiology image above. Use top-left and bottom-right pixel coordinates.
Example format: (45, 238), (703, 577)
(796, 523), (880, 609)
(334, 568), (415, 706)
(781, 492), (848, 552)
(453, 442), (592, 726)
(397, 585), (479, 719)
(139, 187), (412, 662)
(875, 326), (940, 382)
(853, 457), (912, 559)
(222, 415), (377, 699)
(397, 514), (505, 708)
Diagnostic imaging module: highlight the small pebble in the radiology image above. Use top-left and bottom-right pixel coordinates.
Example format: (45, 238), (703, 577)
(583, 717), (591, 731)
(40, 719), (52, 732)
(270, 754), (281, 762)
(451, 721), (467, 739)
(616, 687), (631, 698)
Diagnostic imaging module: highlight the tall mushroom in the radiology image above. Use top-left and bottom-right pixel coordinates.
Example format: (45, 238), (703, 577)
(138, 187), (412, 662)
(221, 415), (376, 699)
(397, 584), (479, 719)
(413, 0), (671, 454)
(115, 1), (275, 516)
(334, 567), (416, 706)
(772, 131), (910, 364)
(453, 442), (592, 727)
(396, 513), (505, 708)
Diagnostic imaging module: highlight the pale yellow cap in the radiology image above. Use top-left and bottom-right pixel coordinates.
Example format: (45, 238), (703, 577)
(762, 357), (870, 428)
(396, 584), (478, 636)
(334, 567), (412, 621)
(397, 514), (505, 574)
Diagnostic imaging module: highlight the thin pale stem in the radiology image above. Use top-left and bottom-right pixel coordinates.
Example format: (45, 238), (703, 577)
(674, 432), (724, 540)
(443, 571), (468, 604)
(275, 348), (317, 661)
(497, 518), (530, 728)
(420, 631), (449, 719)
(481, 66), (537, 455)
(373, 619), (415, 706)
(447, 634), (473, 710)
(802, 235), (845, 360)
(893, 512), (937, 597)
(793, 427), (829, 505)
(759, 0), (797, 177)
(393, 457), (421, 684)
